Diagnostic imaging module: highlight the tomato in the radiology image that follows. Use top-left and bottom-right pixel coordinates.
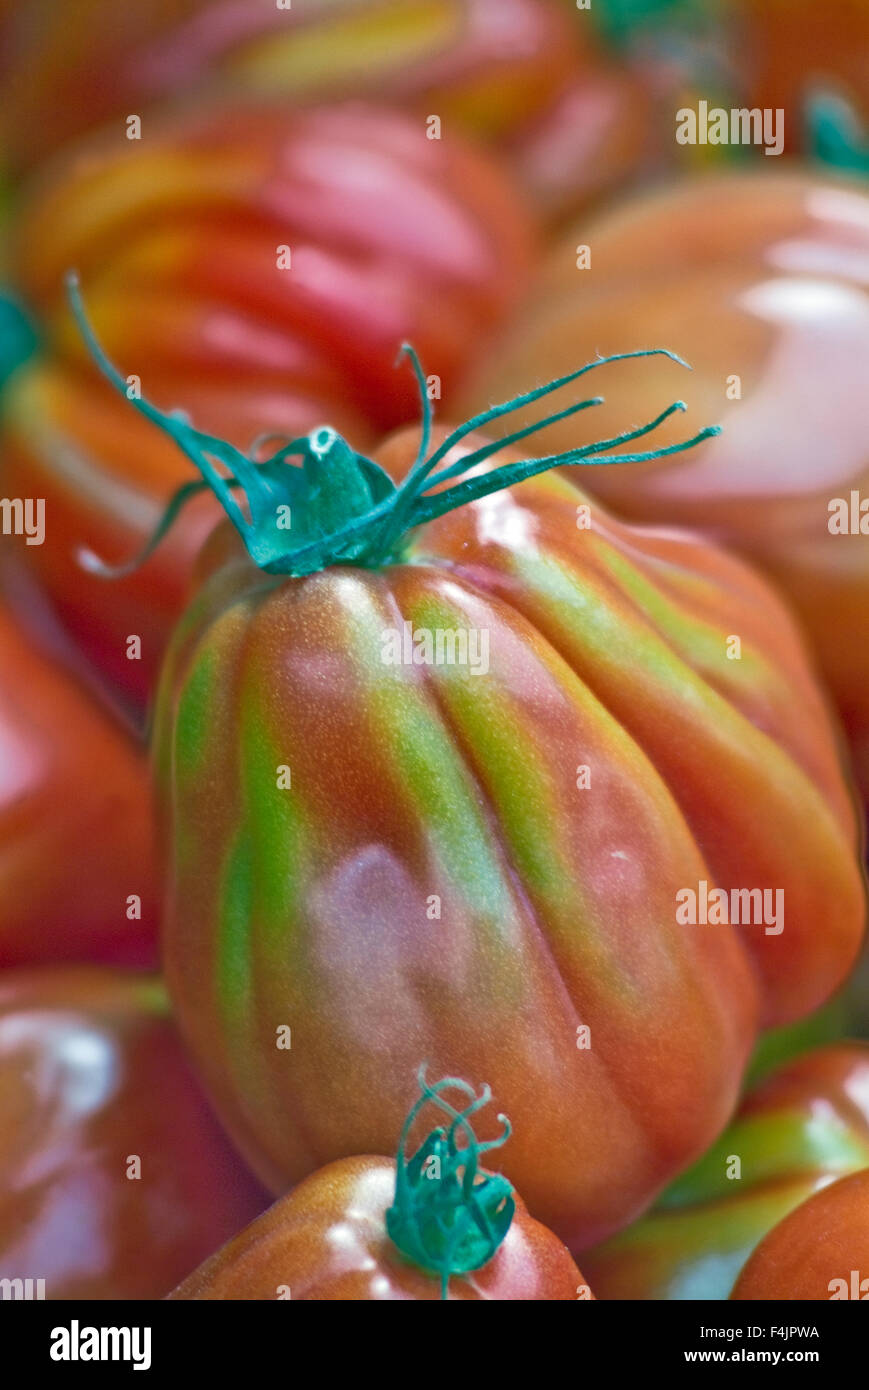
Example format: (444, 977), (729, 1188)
(0, 0), (649, 222)
(73, 285), (859, 1251)
(1, 99), (532, 714)
(0, 596), (157, 966)
(582, 1043), (869, 1299)
(468, 171), (869, 798)
(170, 1070), (589, 1300)
(0, 967), (267, 1299)
(731, 1168), (869, 1301)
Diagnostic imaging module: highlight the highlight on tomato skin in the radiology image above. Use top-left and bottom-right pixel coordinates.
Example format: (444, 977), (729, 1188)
(0, 967), (269, 1300)
(467, 169), (869, 801)
(0, 97), (534, 716)
(731, 1167), (869, 1301)
(0, 596), (158, 968)
(581, 1043), (869, 1301)
(169, 1069), (591, 1301)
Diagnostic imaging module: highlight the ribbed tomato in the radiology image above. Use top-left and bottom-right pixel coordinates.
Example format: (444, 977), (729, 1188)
(1, 99), (532, 712)
(60, 282), (863, 1244)
(71, 304), (859, 1253)
(583, 1043), (869, 1299)
(170, 1070), (589, 1300)
(0, 968), (267, 1299)
(468, 171), (869, 797)
(731, 1168), (869, 1301)
(0, 595), (157, 965)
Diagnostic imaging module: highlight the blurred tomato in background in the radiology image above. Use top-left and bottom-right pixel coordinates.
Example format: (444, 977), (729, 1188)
(0, 597), (157, 966)
(0, 968), (268, 1299)
(1, 99), (533, 714)
(0, 0), (652, 224)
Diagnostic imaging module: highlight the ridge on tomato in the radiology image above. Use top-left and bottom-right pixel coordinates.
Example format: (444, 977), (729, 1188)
(170, 1067), (589, 1300)
(68, 278), (865, 1249)
(582, 1043), (869, 1299)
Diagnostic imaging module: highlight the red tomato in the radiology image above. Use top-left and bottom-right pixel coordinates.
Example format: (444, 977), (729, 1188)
(468, 171), (869, 798)
(169, 1071), (589, 1300)
(1, 99), (533, 713)
(143, 400), (863, 1249)
(0, 596), (157, 966)
(583, 1043), (869, 1300)
(731, 1168), (869, 1300)
(170, 1156), (587, 1300)
(0, 967), (267, 1299)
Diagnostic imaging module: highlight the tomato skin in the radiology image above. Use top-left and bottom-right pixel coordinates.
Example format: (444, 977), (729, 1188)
(0, 598), (157, 966)
(169, 1154), (586, 1300)
(731, 1168), (869, 1301)
(469, 171), (869, 798)
(0, 967), (268, 1299)
(583, 1044), (869, 1300)
(1, 100), (532, 713)
(153, 425), (863, 1249)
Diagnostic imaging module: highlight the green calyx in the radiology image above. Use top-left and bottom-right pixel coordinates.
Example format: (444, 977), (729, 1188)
(66, 270), (720, 582)
(385, 1066), (515, 1299)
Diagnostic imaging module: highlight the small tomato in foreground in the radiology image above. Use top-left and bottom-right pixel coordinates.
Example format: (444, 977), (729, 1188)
(732, 1168), (869, 1301)
(0, 968), (268, 1299)
(170, 1070), (588, 1301)
(583, 1043), (869, 1299)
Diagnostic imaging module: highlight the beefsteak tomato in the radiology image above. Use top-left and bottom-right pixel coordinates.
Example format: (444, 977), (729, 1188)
(468, 171), (869, 797)
(72, 287), (865, 1248)
(0, 967), (267, 1299)
(731, 1167), (869, 1301)
(170, 1069), (588, 1300)
(0, 595), (157, 966)
(1, 99), (532, 712)
(583, 1043), (869, 1299)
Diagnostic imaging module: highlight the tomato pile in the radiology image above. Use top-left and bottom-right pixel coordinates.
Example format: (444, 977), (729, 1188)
(0, 0), (867, 1302)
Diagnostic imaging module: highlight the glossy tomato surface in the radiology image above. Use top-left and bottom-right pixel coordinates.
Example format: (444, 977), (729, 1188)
(170, 1154), (586, 1300)
(0, 597), (157, 966)
(469, 171), (869, 796)
(0, 968), (268, 1299)
(153, 423), (864, 1249)
(583, 1043), (869, 1298)
(1, 99), (532, 712)
(731, 1167), (869, 1300)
